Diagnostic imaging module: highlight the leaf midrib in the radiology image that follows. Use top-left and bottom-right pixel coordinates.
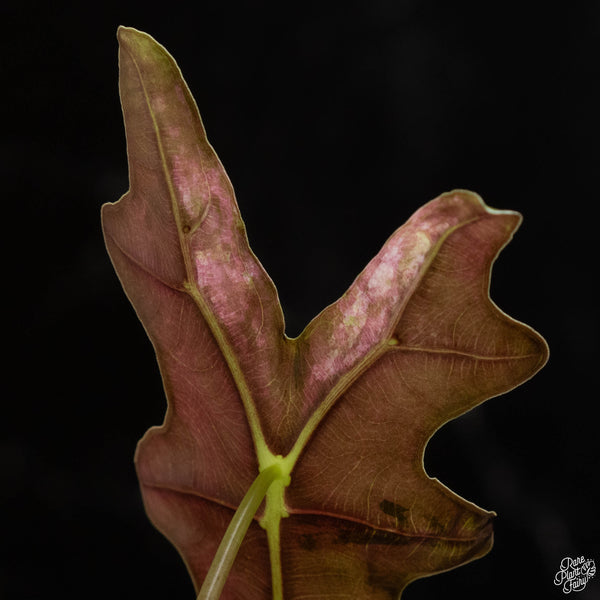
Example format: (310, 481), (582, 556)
(393, 345), (542, 361)
(285, 215), (486, 468)
(126, 36), (526, 504)
(143, 482), (491, 544)
(125, 42), (266, 461)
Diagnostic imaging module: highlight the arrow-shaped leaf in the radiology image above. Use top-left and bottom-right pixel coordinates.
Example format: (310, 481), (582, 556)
(102, 27), (548, 599)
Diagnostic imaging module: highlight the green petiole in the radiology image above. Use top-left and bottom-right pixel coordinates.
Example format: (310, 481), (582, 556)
(197, 464), (287, 600)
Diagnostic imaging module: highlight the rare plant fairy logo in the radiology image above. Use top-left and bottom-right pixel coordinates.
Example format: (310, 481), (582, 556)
(554, 556), (596, 593)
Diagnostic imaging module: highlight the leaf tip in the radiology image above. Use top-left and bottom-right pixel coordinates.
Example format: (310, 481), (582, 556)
(116, 25), (144, 44)
(116, 25), (169, 62)
(442, 188), (522, 219)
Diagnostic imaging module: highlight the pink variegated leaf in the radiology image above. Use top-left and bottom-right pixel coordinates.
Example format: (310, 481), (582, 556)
(102, 27), (548, 599)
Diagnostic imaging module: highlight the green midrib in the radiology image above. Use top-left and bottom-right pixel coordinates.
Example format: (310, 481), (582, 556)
(127, 37), (521, 600)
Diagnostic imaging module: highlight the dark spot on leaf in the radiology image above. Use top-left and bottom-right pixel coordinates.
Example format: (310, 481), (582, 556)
(182, 224), (191, 234)
(337, 526), (415, 547)
(379, 499), (409, 524)
(298, 533), (317, 551)
(427, 516), (445, 534)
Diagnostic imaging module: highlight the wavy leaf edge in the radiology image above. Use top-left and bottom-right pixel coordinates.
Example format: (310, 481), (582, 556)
(102, 25), (549, 600)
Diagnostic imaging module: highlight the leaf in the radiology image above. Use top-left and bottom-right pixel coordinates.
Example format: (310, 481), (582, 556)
(102, 27), (549, 599)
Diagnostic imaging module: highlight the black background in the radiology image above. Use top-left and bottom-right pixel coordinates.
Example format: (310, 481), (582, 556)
(4, 1), (599, 599)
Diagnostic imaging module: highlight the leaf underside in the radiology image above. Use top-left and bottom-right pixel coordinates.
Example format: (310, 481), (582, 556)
(102, 27), (549, 600)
